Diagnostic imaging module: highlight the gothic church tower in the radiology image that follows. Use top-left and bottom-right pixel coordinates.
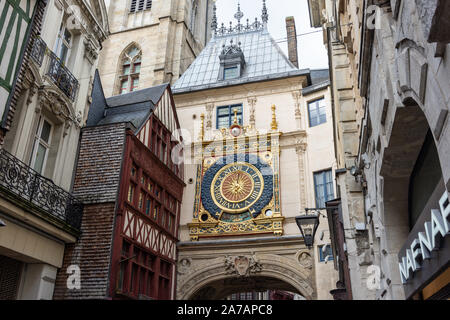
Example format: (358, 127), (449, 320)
(98, 0), (214, 97)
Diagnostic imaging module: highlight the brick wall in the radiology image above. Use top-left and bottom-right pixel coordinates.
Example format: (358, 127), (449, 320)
(53, 123), (127, 299)
(72, 123), (127, 204)
(53, 203), (116, 299)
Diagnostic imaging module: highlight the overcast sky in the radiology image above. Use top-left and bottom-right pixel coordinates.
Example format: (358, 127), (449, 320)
(215, 0), (328, 69)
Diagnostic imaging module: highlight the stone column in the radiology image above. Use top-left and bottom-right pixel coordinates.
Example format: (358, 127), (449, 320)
(295, 142), (308, 211)
(292, 91), (302, 130)
(247, 96), (257, 128)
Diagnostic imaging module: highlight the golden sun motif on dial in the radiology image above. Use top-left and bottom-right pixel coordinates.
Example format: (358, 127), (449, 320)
(210, 162), (264, 214)
(221, 171), (254, 203)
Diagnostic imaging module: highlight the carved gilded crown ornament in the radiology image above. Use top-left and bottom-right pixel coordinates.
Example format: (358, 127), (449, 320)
(189, 105), (283, 240)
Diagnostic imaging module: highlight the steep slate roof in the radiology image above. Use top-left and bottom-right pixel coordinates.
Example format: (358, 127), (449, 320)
(87, 71), (169, 131)
(173, 28), (311, 93)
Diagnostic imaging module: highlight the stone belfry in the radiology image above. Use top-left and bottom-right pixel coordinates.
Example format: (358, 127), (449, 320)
(98, 0), (215, 97)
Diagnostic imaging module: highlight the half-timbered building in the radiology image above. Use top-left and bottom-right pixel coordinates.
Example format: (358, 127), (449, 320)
(53, 72), (185, 300)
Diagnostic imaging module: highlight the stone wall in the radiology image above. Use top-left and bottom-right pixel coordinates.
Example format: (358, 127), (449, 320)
(359, 0), (450, 300)
(99, 0), (212, 96)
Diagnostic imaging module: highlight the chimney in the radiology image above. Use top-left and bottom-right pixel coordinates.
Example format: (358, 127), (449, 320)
(285, 16), (299, 68)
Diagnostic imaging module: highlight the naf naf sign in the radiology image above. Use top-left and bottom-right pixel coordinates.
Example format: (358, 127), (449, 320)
(398, 191), (450, 285)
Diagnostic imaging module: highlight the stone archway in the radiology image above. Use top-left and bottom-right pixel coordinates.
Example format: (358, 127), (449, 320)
(176, 253), (315, 300)
(380, 102), (445, 299)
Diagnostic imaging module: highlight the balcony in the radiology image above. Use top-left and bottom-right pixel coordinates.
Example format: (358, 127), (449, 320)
(30, 37), (79, 102)
(0, 149), (83, 232)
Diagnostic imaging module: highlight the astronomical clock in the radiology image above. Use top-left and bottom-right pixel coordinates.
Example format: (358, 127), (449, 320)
(189, 107), (284, 240)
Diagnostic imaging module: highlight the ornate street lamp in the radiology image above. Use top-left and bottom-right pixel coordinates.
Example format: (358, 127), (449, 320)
(295, 209), (321, 249)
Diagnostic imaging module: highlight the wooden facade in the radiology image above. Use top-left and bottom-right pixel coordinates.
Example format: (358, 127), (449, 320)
(110, 128), (184, 299)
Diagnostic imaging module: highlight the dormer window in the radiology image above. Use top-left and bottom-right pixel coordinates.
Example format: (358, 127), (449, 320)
(219, 40), (245, 81)
(224, 66), (239, 80)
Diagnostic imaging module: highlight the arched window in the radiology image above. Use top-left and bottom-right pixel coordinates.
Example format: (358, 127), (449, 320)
(119, 46), (142, 94)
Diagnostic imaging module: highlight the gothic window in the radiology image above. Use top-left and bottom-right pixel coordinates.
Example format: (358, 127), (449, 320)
(118, 46), (142, 94)
(313, 169), (334, 208)
(216, 104), (243, 129)
(130, 0), (152, 13)
(308, 98), (327, 127)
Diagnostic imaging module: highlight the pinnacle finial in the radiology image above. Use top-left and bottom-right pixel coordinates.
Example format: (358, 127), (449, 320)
(262, 0), (269, 24)
(233, 108), (238, 125)
(271, 104), (278, 131)
(211, 4), (218, 35)
(199, 113), (205, 141)
(234, 2), (244, 24)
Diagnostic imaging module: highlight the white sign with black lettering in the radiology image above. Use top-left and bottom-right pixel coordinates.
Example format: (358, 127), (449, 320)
(399, 191), (450, 284)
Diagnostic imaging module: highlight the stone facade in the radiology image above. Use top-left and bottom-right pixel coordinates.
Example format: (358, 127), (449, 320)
(98, 0), (214, 96)
(309, 0), (450, 300)
(174, 70), (339, 299)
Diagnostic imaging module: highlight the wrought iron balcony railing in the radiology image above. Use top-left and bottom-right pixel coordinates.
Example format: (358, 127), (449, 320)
(46, 50), (79, 102)
(30, 36), (46, 67)
(30, 37), (79, 102)
(0, 149), (83, 231)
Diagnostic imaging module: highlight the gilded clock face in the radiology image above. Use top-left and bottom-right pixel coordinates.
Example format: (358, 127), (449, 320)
(201, 154), (274, 220)
(211, 163), (264, 213)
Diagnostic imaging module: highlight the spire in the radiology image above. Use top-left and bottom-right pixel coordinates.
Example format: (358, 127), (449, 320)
(234, 2), (244, 31)
(211, 3), (217, 36)
(214, 1), (266, 37)
(262, 0), (269, 25)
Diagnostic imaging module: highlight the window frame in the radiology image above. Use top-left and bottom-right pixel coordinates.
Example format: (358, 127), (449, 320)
(313, 169), (334, 209)
(307, 97), (327, 127)
(224, 66), (239, 80)
(30, 116), (53, 175)
(55, 23), (73, 65)
(318, 244), (334, 262)
(118, 47), (142, 94)
(216, 104), (243, 129)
